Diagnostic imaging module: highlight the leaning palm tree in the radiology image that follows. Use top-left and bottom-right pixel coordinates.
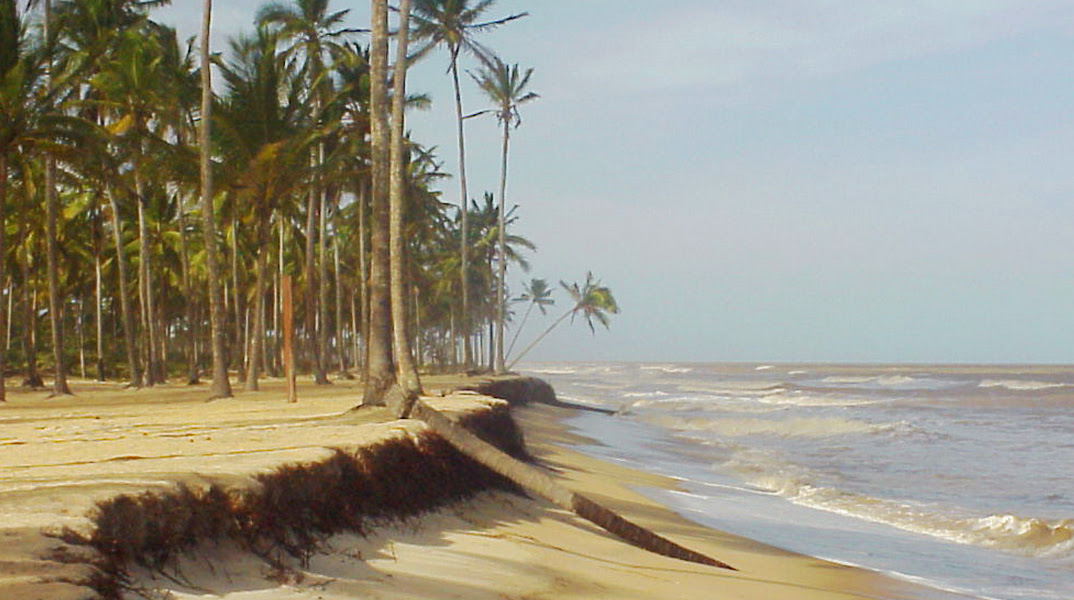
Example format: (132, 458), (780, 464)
(410, 0), (526, 368)
(468, 57), (537, 372)
(505, 277), (552, 360)
(508, 272), (619, 370)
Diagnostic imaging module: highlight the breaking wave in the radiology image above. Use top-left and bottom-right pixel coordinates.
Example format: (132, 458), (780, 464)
(978, 379), (1068, 392)
(655, 415), (901, 439)
(724, 451), (1074, 560)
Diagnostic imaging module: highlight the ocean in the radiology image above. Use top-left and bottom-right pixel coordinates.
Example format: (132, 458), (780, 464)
(522, 362), (1074, 600)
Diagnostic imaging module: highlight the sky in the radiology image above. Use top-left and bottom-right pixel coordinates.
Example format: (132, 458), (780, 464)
(155, 0), (1074, 364)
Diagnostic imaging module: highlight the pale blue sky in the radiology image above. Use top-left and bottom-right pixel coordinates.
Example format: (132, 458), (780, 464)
(157, 1), (1074, 364)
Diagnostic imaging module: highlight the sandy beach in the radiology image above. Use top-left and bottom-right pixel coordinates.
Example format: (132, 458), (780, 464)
(1, 377), (955, 600)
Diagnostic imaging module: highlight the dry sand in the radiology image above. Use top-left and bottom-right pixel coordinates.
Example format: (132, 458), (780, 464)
(0, 377), (954, 600)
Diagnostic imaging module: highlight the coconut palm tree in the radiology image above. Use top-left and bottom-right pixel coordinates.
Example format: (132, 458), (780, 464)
(388, 0), (422, 412)
(508, 272), (619, 370)
(410, 0), (526, 368)
(199, 0), (231, 398)
(505, 277), (551, 360)
(468, 57), (537, 372)
(216, 26), (311, 392)
(258, 0), (358, 385)
(361, 0), (393, 405)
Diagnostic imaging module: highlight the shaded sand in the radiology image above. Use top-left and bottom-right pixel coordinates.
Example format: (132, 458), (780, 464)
(132, 393), (954, 599)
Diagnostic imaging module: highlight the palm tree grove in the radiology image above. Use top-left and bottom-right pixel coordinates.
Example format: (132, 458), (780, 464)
(0, 0), (619, 407)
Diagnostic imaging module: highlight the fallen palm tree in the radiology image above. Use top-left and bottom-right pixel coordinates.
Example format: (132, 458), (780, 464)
(408, 395), (736, 570)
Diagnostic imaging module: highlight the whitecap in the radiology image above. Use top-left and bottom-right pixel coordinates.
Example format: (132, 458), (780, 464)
(978, 379), (1067, 391)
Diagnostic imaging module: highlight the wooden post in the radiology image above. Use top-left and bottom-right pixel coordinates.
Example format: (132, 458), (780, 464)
(282, 275), (296, 402)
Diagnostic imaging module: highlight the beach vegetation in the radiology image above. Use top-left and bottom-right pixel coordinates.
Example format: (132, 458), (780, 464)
(0, 0), (613, 400)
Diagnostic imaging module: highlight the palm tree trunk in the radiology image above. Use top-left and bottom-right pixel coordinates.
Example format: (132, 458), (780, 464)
(506, 300), (534, 361)
(494, 123), (511, 373)
(304, 174), (324, 382)
(230, 216), (245, 380)
(411, 400), (734, 570)
(45, 157), (71, 395)
(200, 0), (232, 398)
(315, 155), (329, 384)
(0, 155), (7, 401)
(94, 251), (105, 381)
(450, 51), (473, 368)
(108, 192), (141, 387)
(388, 0), (421, 415)
(177, 197), (199, 384)
(244, 227), (269, 391)
(136, 175), (158, 386)
(333, 231), (346, 374)
(361, 0), (395, 406)
(357, 179), (369, 377)
(507, 308), (572, 371)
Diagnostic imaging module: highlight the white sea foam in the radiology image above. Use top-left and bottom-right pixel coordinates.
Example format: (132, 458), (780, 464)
(640, 365), (694, 374)
(755, 365), (774, 371)
(753, 392), (881, 408)
(655, 416), (899, 439)
(978, 379), (1067, 391)
(726, 450), (1074, 560)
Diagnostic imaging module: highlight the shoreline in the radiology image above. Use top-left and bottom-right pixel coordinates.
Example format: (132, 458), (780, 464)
(1, 376), (958, 599)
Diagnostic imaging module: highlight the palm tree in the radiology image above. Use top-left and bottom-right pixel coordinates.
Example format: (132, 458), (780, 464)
(361, 0), (394, 405)
(505, 277), (552, 360)
(199, 0), (231, 398)
(410, 0), (526, 368)
(468, 57), (537, 372)
(216, 26), (311, 392)
(388, 0), (422, 412)
(258, 0), (358, 386)
(508, 272), (619, 370)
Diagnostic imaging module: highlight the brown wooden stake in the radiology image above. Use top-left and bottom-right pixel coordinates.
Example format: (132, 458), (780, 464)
(282, 275), (296, 402)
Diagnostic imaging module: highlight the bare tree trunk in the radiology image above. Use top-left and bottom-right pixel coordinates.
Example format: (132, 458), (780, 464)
(388, 0), (421, 416)
(200, 0), (232, 398)
(108, 192), (141, 387)
(361, 0), (396, 406)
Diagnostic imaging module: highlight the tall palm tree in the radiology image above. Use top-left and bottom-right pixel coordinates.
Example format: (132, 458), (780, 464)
(410, 0), (526, 368)
(508, 272), (619, 370)
(468, 57), (537, 372)
(216, 26), (311, 392)
(258, 0), (357, 385)
(361, 0), (393, 405)
(388, 0), (421, 412)
(199, 0), (231, 398)
(505, 277), (552, 360)
(0, 0), (20, 401)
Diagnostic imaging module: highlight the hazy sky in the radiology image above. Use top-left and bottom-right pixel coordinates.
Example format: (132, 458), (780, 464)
(156, 1), (1074, 364)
